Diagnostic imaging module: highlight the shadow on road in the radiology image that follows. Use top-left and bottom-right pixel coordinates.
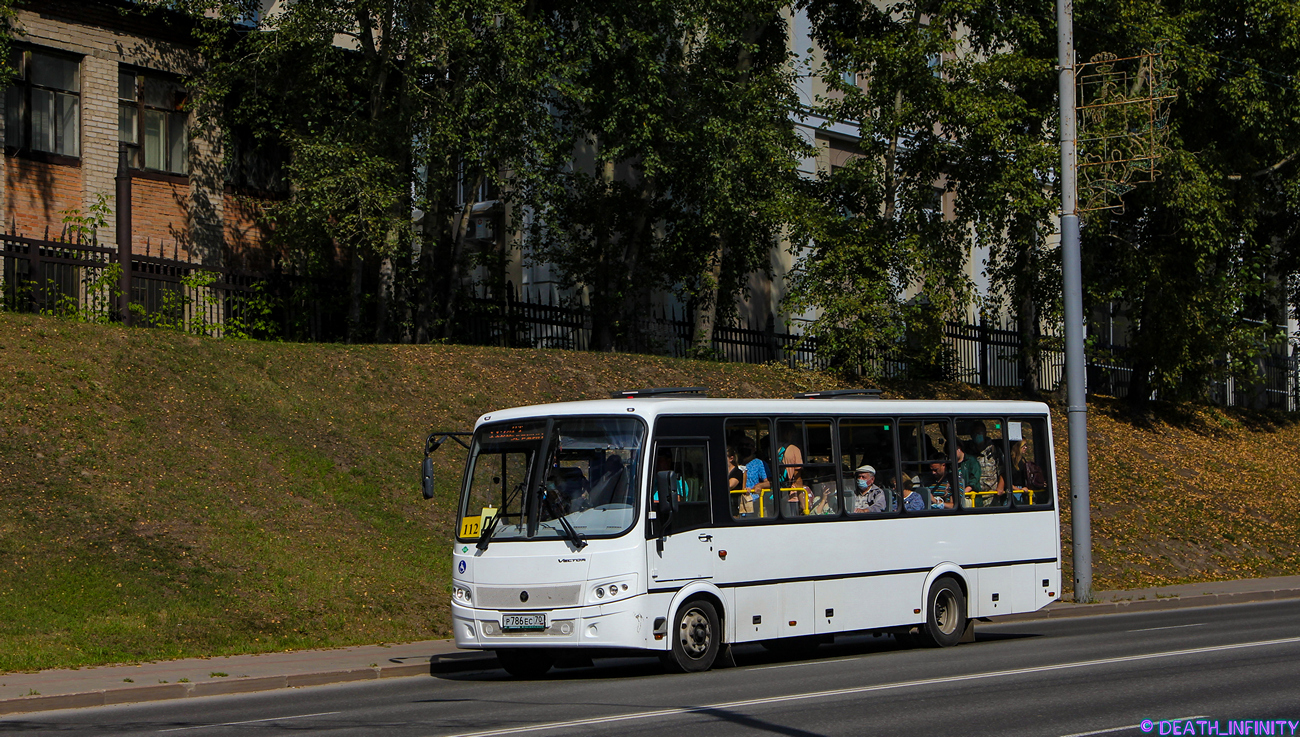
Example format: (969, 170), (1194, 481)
(434, 629), (1042, 683)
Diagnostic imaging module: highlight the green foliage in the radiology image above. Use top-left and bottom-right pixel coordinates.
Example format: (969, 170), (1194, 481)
(59, 194), (112, 245)
(1076, 0), (1300, 403)
(223, 281), (281, 341)
(0, 0), (17, 90)
(788, 0), (1060, 379)
(48, 263), (122, 325)
(525, 0), (811, 349)
(159, 0), (1297, 404)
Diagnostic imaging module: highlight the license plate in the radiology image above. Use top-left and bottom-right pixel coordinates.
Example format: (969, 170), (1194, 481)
(502, 613), (546, 631)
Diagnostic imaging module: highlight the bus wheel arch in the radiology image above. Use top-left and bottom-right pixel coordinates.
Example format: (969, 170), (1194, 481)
(919, 575), (968, 648)
(663, 584), (727, 673)
(920, 564), (969, 615)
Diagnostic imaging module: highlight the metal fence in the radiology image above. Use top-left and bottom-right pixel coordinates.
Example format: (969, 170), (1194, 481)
(458, 285), (1298, 410)
(4, 234), (1296, 410)
(0, 233), (346, 341)
(942, 320), (1066, 392)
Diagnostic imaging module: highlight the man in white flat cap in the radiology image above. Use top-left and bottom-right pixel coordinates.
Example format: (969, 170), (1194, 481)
(852, 464), (885, 513)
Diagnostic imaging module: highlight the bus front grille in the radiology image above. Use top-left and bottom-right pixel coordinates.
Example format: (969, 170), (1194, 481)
(476, 585), (582, 609)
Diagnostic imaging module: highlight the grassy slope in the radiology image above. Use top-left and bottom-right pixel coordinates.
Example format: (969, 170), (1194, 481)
(0, 312), (1296, 673)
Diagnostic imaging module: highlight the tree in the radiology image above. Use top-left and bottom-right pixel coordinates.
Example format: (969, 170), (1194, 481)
(182, 0), (557, 342)
(789, 0), (1059, 380)
(1075, 0), (1300, 407)
(0, 0), (17, 89)
(523, 0), (809, 352)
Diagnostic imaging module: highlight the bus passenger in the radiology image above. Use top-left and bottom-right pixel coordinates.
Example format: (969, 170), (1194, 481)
(877, 471), (898, 511)
(980, 463), (1011, 507)
(901, 475), (925, 512)
(923, 461), (955, 509)
(777, 425), (806, 514)
(1009, 441), (1046, 503)
(726, 446), (743, 490)
(852, 465), (886, 513)
(737, 437), (769, 516)
(955, 442), (982, 505)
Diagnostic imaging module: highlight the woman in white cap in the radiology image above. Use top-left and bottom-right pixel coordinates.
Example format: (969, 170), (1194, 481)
(852, 465), (885, 513)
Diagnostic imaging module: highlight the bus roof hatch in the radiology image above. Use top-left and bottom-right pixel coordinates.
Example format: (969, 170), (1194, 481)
(793, 389), (883, 399)
(610, 386), (709, 399)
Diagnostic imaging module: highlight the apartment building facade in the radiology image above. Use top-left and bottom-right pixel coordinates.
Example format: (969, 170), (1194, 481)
(3, 0), (267, 266)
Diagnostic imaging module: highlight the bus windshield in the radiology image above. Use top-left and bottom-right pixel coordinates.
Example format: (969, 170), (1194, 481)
(458, 417), (644, 542)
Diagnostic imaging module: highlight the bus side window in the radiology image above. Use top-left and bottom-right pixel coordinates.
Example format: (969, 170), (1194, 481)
(776, 419), (837, 518)
(901, 420), (955, 511)
(654, 444), (711, 532)
(1009, 418), (1052, 507)
(957, 418), (1006, 509)
(839, 419), (897, 516)
(726, 419), (775, 521)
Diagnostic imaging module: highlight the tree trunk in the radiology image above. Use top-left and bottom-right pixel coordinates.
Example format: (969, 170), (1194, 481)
(882, 87), (905, 224)
(591, 158), (618, 351)
(1017, 225), (1041, 396)
(1018, 290), (1040, 396)
(347, 244), (364, 343)
(691, 239), (725, 356)
(374, 251), (394, 342)
(616, 179), (656, 352)
(437, 171), (483, 341)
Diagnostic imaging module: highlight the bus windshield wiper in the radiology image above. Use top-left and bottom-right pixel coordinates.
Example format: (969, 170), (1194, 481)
(478, 482), (524, 551)
(540, 486), (587, 550)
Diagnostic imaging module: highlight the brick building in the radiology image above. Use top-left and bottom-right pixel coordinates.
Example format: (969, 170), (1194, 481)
(3, 0), (268, 265)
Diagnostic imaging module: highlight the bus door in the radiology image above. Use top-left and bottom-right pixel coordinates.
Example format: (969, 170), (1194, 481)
(648, 440), (715, 583)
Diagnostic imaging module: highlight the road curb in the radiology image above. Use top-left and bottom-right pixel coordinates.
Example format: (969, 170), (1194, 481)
(0, 653), (499, 716)
(993, 587), (1300, 623)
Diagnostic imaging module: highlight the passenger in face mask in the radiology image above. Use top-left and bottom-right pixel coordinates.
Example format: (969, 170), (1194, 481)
(852, 465), (886, 513)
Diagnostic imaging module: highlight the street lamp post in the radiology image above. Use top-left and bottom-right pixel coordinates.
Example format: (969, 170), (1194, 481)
(1058, 0), (1092, 603)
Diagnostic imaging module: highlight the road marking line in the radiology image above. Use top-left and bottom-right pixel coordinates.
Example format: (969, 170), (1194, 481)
(157, 711), (340, 732)
(1060, 715), (1205, 737)
(1127, 623), (1205, 633)
(439, 636), (1300, 737)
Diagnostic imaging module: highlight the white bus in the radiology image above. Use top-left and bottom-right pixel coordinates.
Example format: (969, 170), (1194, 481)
(426, 388), (1061, 677)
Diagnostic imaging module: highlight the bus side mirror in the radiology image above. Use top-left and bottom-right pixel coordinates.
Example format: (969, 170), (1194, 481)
(421, 457), (435, 500)
(655, 471), (680, 515)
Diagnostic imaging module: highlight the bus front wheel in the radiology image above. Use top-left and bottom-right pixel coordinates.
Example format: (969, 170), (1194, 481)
(664, 599), (721, 673)
(496, 649), (555, 679)
(919, 578), (967, 648)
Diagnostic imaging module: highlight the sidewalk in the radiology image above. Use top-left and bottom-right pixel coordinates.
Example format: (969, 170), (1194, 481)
(1014, 573), (1300, 618)
(4, 574), (1300, 716)
(0, 640), (492, 716)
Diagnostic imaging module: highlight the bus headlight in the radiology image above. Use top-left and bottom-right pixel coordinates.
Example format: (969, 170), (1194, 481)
(452, 585), (472, 605)
(589, 579), (634, 603)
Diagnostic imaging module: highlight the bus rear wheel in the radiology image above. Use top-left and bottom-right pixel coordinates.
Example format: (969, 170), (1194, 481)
(664, 599), (721, 673)
(919, 578), (966, 648)
(496, 649), (555, 679)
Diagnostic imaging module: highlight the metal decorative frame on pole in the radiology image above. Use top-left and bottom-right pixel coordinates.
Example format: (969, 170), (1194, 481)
(1058, 0), (1092, 603)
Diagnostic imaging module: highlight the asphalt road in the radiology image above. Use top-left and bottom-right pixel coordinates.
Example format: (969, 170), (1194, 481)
(7, 599), (1300, 736)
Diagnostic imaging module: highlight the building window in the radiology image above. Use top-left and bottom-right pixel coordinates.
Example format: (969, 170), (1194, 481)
(4, 48), (81, 157)
(119, 70), (188, 175)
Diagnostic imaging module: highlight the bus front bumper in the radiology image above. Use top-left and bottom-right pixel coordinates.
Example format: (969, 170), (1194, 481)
(451, 598), (653, 650)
